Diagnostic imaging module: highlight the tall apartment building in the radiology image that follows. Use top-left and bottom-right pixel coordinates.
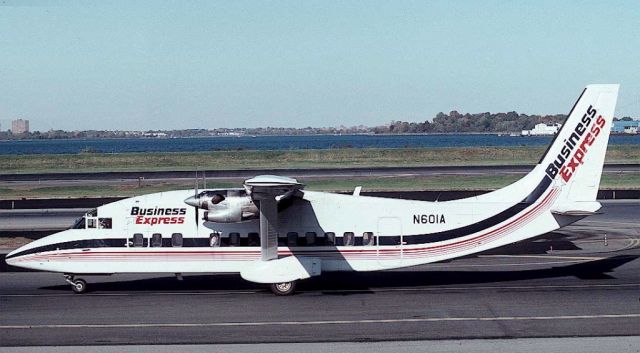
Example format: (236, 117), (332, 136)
(11, 119), (29, 134)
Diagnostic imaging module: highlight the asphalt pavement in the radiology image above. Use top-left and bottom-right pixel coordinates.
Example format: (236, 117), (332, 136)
(0, 201), (638, 347)
(2, 164), (638, 188)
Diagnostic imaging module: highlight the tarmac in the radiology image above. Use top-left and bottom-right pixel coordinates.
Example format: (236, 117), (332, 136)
(0, 200), (638, 348)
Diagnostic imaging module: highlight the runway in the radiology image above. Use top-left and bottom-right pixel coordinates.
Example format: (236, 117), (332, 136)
(2, 164), (639, 188)
(0, 208), (86, 232)
(0, 201), (638, 346)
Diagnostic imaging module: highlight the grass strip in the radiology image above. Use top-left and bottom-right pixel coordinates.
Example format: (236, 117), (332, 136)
(1, 145), (639, 174)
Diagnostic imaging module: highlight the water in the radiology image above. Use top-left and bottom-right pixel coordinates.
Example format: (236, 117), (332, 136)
(0, 134), (637, 155)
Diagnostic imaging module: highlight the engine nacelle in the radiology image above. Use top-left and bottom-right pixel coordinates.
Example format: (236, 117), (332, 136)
(199, 190), (259, 223)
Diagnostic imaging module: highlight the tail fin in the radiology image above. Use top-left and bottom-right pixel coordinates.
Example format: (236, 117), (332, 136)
(540, 84), (619, 209)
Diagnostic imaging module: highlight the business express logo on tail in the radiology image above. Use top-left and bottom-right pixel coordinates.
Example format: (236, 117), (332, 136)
(545, 105), (606, 183)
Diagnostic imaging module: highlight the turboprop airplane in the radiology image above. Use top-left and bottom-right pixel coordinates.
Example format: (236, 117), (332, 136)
(6, 84), (619, 295)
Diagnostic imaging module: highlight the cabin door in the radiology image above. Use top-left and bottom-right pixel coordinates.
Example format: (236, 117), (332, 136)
(376, 217), (403, 265)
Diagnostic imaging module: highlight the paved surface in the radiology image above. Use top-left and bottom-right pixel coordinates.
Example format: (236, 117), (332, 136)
(0, 201), (638, 346)
(0, 209), (86, 232)
(2, 164), (638, 188)
(1, 337), (640, 353)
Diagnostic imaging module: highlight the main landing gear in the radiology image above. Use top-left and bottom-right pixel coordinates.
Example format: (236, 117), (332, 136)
(64, 274), (87, 294)
(269, 280), (297, 296)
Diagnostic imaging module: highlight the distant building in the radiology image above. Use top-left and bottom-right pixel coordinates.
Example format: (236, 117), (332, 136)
(11, 119), (29, 134)
(142, 132), (167, 138)
(611, 120), (640, 134)
(521, 123), (561, 136)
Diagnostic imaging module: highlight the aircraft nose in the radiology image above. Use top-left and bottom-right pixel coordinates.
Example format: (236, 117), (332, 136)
(184, 195), (199, 208)
(5, 245), (26, 265)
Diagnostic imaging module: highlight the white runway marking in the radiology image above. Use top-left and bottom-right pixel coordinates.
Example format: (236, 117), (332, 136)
(2, 313), (640, 330)
(322, 283), (640, 294)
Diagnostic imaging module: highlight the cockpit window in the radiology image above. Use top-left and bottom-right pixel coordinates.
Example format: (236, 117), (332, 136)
(87, 218), (97, 229)
(99, 218), (112, 229)
(86, 209), (97, 217)
(71, 217), (86, 229)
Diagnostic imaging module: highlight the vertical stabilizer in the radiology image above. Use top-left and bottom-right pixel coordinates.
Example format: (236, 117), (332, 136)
(539, 84), (619, 208)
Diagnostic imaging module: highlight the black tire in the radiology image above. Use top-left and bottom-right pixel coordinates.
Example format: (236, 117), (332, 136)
(269, 281), (296, 296)
(71, 279), (87, 294)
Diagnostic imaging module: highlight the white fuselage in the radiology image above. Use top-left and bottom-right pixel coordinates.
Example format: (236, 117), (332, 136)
(5, 170), (569, 275)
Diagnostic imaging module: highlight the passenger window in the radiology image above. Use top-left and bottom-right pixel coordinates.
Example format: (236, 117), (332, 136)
(132, 233), (144, 247)
(98, 218), (112, 229)
(287, 232), (298, 247)
(209, 232), (220, 247)
(248, 232), (260, 246)
(229, 232), (240, 247)
(363, 232), (375, 246)
(171, 233), (183, 247)
(325, 232), (335, 245)
(151, 233), (162, 247)
(305, 232), (316, 246)
(343, 232), (355, 246)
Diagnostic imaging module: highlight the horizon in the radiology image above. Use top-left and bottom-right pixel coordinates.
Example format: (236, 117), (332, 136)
(1, 1), (639, 131)
(2, 109), (639, 134)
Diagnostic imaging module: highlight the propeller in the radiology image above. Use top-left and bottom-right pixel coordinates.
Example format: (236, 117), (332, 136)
(194, 171), (199, 227)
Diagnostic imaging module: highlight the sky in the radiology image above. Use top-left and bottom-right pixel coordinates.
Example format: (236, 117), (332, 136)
(0, 0), (639, 131)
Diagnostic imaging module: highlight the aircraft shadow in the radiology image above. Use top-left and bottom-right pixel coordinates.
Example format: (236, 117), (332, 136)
(39, 254), (638, 294)
(479, 231), (583, 256)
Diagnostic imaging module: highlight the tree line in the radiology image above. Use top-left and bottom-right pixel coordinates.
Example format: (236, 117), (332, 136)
(1, 113), (636, 140)
(374, 111), (568, 134)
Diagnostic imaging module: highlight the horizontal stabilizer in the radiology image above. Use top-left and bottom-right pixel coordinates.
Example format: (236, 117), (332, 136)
(551, 201), (602, 216)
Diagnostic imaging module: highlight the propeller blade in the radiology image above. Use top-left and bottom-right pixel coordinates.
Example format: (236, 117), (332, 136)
(194, 170), (199, 227)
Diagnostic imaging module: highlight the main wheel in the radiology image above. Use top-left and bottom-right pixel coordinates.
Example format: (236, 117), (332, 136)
(71, 279), (87, 294)
(269, 281), (296, 296)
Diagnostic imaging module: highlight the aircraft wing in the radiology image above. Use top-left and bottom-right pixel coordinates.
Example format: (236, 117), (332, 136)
(243, 175), (304, 261)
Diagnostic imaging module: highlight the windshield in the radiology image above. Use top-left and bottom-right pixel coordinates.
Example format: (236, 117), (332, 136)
(71, 216), (86, 229)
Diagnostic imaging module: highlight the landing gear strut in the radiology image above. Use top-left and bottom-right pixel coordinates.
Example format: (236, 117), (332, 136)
(64, 274), (88, 294)
(269, 281), (297, 296)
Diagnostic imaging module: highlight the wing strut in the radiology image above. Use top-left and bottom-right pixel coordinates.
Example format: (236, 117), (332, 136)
(241, 176), (321, 287)
(244, 175), (304, 261)
(257, 196), (278, 261)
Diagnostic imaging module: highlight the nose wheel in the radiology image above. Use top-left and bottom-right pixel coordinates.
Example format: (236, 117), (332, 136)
(64, 274), (88, 294)
(269, 281), (297, 296)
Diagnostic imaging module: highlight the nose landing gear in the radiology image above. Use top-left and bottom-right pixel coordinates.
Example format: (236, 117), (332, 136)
(63, 274), (88, 294)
